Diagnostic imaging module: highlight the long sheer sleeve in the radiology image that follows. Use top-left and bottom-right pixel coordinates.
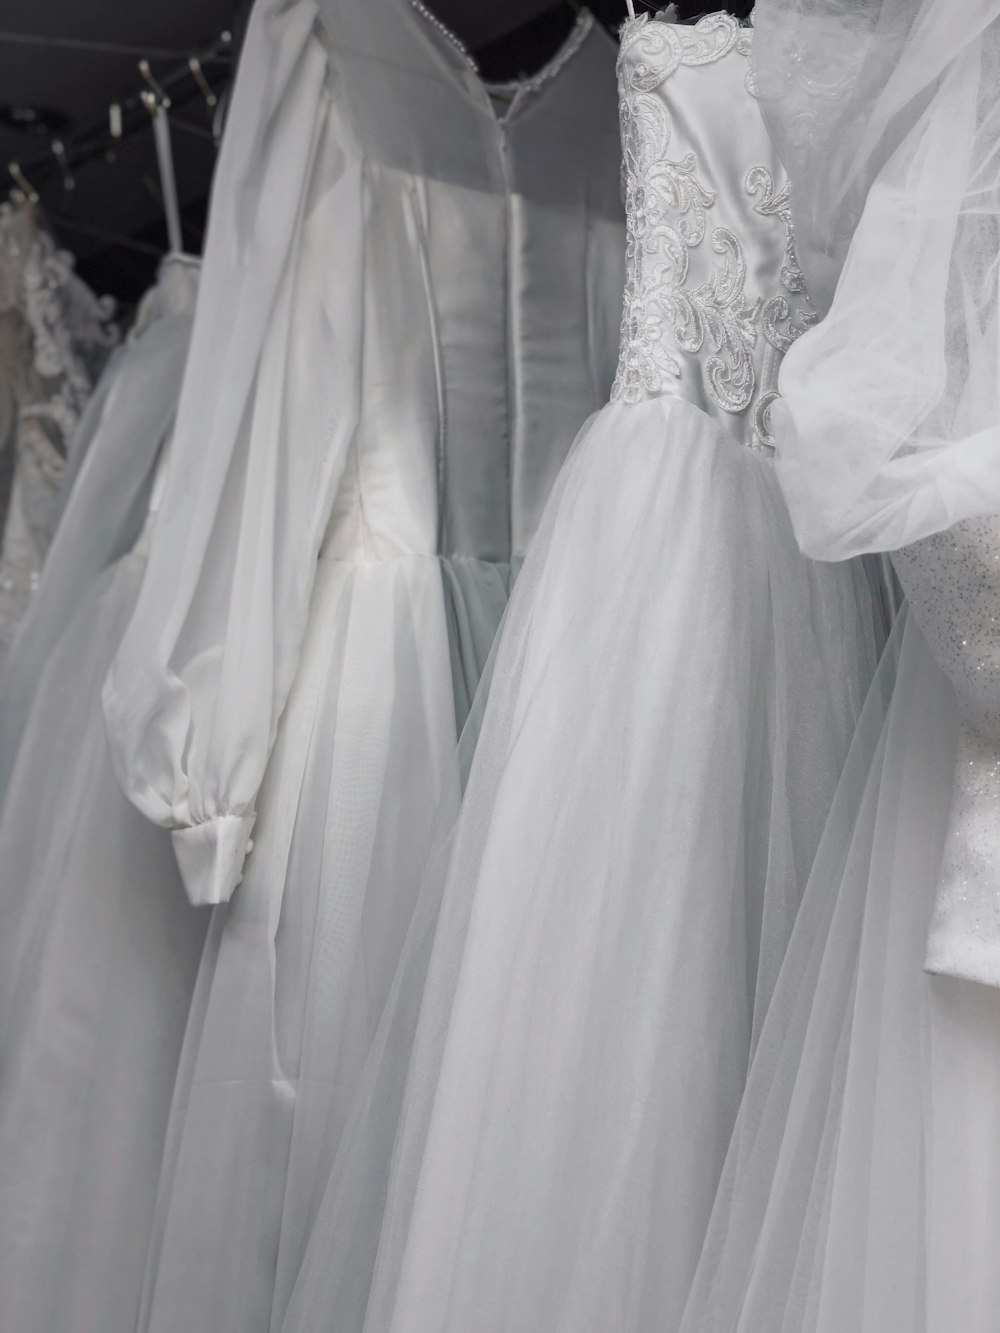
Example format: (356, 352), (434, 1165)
(103, 0), (365, 907)
(891, 519), (1000, 985)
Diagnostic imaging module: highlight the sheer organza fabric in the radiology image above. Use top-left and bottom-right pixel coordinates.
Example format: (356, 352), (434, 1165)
(751, 0), (1000, 559)
(0, 256), (197, 796)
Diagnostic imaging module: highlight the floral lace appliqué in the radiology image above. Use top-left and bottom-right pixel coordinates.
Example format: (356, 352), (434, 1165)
(612, 13), (762, 412)
(611, 11), (816, 456)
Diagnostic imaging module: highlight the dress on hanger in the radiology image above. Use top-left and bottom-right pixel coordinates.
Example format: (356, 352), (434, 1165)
(0, 202), (117, 659)
(672, 2), (1000, 1329)
(100, 2), (625, 1330)
(271, 13), (878, 1333)
(0, 255), (206, 1333)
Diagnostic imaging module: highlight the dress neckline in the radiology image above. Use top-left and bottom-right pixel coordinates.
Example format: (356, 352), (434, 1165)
(408, 3), (595, 125)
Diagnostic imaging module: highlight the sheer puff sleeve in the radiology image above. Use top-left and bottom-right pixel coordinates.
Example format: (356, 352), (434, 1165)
(103, 0), (365, 907)
(753, 0), (1000, 983)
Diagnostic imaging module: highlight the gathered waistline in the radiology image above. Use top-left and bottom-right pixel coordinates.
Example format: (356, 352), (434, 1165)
(606, 393), (778, 458)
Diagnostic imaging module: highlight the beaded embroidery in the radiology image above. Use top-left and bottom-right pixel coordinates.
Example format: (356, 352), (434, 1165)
(611, 12), (815, 452)
(612, 15), (758, 408)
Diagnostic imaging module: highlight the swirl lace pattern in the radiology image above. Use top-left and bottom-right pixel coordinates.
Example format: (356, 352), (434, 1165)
(745, 164), (816, 447)
(611, 13), (815, 452)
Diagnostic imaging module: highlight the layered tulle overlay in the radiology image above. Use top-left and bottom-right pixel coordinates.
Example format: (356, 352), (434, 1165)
(136, 550), (509, 1333)
(0, 257), (205, 1333)
(679, 608), (1000, 1333)
(0, 553), (207, 1333)
(276, 396), (876, 1333)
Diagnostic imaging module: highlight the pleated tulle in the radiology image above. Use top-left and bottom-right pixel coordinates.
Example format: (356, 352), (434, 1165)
(679, 608), (1000, 1333)
(0, 554), (207, 1333)
(277, 396), (877, 1333)
(136, 552), (515, 1333)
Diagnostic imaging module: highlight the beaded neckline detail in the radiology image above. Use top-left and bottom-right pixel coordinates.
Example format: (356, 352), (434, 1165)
(409, 0), (479, 73)
(408, 3), (595, 103)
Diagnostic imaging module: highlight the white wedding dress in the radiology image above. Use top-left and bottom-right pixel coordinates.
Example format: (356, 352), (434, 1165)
(99, 3), (626, 1331)
(273, 14), (878, 1333)
(674, 2), (1000, 1329)
(0, 254), (205, 1333)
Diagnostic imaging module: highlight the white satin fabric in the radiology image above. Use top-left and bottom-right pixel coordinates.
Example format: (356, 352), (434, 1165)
(271, 19), (876, 1333)
(0, 258), (206, 1333)
(103, 5), (625, 1333)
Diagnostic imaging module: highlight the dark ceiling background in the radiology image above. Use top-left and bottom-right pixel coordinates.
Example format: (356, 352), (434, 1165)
(0, 1), (749, 315)
(0, 0), (247, 308)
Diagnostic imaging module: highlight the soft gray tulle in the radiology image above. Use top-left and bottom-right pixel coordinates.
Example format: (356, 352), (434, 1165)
(277, 396), (875, 1333)
(0, 555), (206, 1333)
(0, 272), (194, 796)
(679, 608), (1000, 1333)
(0, 255), (201, 1333)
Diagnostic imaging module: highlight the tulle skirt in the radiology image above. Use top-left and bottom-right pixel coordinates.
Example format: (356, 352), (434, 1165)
(136, 550), (512, 1333)
(276, 395), (877, 1333)
(0, 552), (207, 1333)
(679, 607), (1000, 1333)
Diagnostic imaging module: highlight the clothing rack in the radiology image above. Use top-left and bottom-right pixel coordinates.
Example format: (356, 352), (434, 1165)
(6, 31), (235, 208)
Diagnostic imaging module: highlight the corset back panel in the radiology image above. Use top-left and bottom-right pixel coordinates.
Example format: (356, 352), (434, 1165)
(321, 19), (625, 565)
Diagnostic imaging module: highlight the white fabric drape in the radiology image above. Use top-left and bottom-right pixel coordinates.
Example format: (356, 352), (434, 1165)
(0, 258), (197, 797)
(752, 0), (1000, 978)
(103, 0), (365, 906)
(749, 0), (1000, 560)
(0, 258), (205, 1333)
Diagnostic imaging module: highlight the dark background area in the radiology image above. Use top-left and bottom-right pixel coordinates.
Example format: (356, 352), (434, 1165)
(0, 1), (750, 313)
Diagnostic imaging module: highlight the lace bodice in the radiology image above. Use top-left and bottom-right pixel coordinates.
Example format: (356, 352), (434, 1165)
(0, 202), (118, 657)
(0, 203), (118, 450)
(612, 12), (813, 450)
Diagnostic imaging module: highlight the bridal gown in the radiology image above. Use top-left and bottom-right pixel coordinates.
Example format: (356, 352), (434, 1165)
(0, 255), (205, 1333)
(98, 3), (625, 1331)
(672, 2), (1000, 1329)
(0, 201), (117, 658)
(274, 13), (878, 1333)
